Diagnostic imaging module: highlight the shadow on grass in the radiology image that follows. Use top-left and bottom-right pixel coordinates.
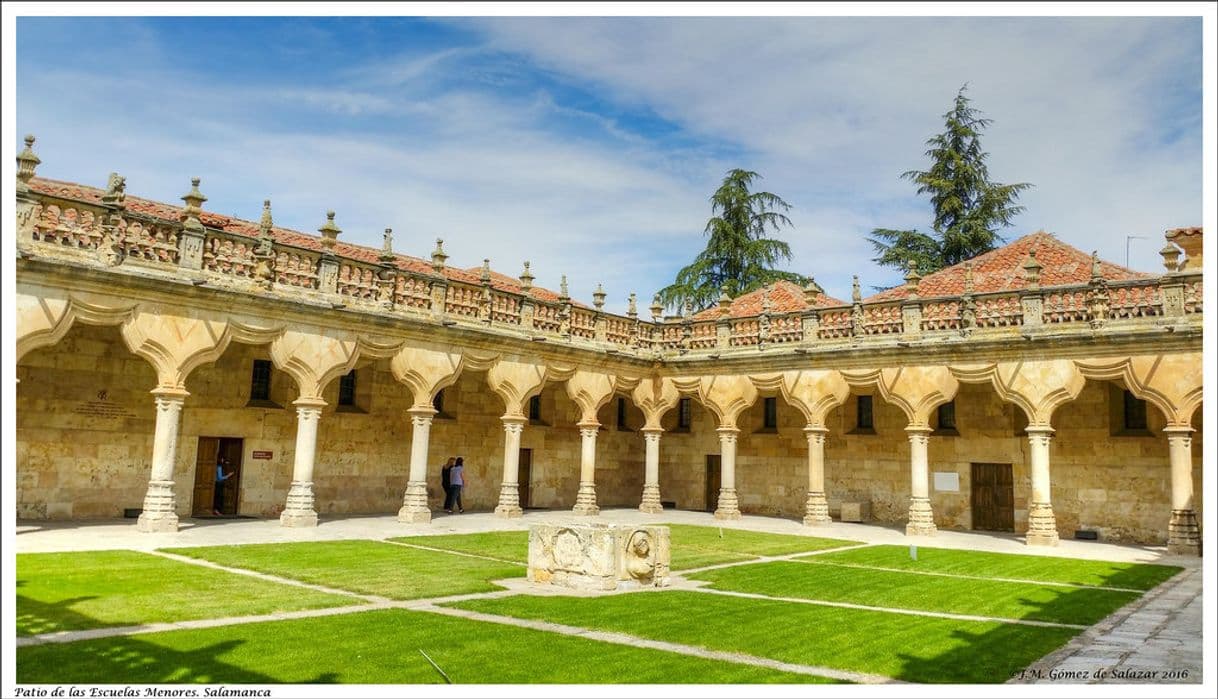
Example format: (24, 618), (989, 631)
(895, 564), (1183, 684)
(16, 595), (337, 684)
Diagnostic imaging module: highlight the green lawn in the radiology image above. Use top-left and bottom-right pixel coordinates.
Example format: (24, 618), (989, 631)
(163, 540), (524, 600)
(799, 545), (1181, 591)
(663, 524), (859, 570)
(391, 531), (528, 562)
(16, 550), (355, 636)
(690, 561), (1138, 625)
(451, 591), (1078, 684)
(16, 609), (833, 684)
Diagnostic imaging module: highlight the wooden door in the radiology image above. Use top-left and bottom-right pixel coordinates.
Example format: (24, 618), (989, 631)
(518, 448), (532, 509)
(192, 437), (220, 516)
(705, 455), (722, 512)
(971, 463), (1014, 531)
(220, 438), (244, 515)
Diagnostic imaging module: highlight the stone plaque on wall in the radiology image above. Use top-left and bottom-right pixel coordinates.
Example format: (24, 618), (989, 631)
(933, 471), (960, 492)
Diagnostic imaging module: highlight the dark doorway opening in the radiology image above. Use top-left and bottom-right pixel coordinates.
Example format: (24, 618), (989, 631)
(705, 455), (722, 512)
(192, 437), (244, 517)
(971, 462), (1014, 531)
(518, 448), (533, 509)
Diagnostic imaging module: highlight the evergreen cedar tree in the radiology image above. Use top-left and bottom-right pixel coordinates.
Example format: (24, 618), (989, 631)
(869, 84), (1033, 277)
(659, 168), (809, 313)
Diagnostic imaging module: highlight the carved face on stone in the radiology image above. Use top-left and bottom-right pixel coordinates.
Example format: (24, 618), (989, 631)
(629, 531), (650, 558)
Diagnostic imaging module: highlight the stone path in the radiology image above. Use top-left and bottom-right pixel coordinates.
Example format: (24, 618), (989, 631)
(788, 558), (1147, 593)
(1013, 567), (1204, 684)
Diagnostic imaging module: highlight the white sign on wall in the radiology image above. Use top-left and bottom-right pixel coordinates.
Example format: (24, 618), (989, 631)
(933, 471), (960, 492)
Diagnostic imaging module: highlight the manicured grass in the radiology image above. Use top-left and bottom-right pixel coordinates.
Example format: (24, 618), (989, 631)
(663, 524), (859, 570)
(452, 591), (1078, 683)
(16, 609), (833, 684)
(689, 561), (1139, 625)
(16, 550), (355, 636)
(391, 531), (528, 562)
(164, 540), (524, 600)
(799, 545), (1181, 591)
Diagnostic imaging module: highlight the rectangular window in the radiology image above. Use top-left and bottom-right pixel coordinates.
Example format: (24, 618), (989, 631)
(1123, 390), (1148, 431)
(617, 397), (629, 430)
(249, 360), (272, 402)
(856, 395), (874, 431)
(763, 397), (778, 430)
(937, 400), (957, 431)
(677, 398), (692, 430)
(338, 370), (357, 407)
(528, 395), (542, 422)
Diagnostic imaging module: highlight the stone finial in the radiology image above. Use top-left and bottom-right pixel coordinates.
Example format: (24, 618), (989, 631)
(559, 275), (570, 303)
(519, 261), (535, 292)
(683, 300), (693, 320)
(180, 177), (207, 232)
(803, 278), (822, 306)
(851, 275), (862, 304)
(431, 238), (448, 272)
(904, 260), (922, 295)
(380, 228), (396, 264)
(102, 172), (127, 207)
(963, 262), (975, 295)
(718, 286), (732, 318)
(16, 134), (40, 192)
(479, 258), (492, 284)
(317, 211), (341, 252)
(259, 200), (274, 237)
(593, 283), (606, 310)
(1022, 250), (1042, 289)
(627, 292), (638, 319)
(1090, 251), (1102, 280)
(760, 286), (772, 314)
(650, 294), (663, 321)
(1160, 242), (1182, 273)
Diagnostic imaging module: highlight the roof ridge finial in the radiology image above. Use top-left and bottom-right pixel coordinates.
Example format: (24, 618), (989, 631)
(431, 238), (448, 272)
(380, 228), (395, 263)
(317, 210), (341, 252)
(16, 134), (41, 193)
(519, 261), (534, 292)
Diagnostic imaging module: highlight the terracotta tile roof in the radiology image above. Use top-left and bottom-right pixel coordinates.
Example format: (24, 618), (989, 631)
(692, 280), (848, 320)
(864, 231), (1154, 303)
(29, 176), (570, 301)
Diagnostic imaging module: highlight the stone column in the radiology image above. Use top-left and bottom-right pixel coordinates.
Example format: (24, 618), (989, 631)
(714, 427), (742, 520)
(803, 426), (831, 526)
(495, 417), (526, 518)
(397, 408), (436, 524)
(572, 423), (600, 516)
(281, 400), (323, 527)
(1025, 426), (1059, 546)
(905, 426), (936, 536)
(639, 428), (664, 513)
(136, 389), (188, 533)
(1166, 426), (1200, 555)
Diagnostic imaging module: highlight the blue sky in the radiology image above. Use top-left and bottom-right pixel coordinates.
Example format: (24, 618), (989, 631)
(14, 14), (1203, 311)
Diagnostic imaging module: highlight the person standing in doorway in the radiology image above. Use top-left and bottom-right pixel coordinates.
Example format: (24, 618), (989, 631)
(450, 457), (466, 513)
(213, 456), (234, 516)
(441, 457), (456, 513)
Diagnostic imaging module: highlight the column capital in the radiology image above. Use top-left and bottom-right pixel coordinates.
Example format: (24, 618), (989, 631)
(1025, 424), (1055, 437)
(715, 426), (740, 436)
(1163, 425), (1195, 436)
(293, 396), (328, 409)
(577, 419), (601, 429)
(904, 424), (933, 436)
(151, 386), (190, 401)
(407, 406), (438, 419)
(501, 414), (528, 426)
(579, 426), (600, 439)
(640, 426), (665, 436)
(803, 425), (829, 436)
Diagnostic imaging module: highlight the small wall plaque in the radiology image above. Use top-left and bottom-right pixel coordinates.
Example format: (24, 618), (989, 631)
(252, 450), (274, 460)
(933, 471), (960, 492)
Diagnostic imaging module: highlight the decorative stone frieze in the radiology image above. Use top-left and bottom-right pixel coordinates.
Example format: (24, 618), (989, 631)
(528, 522), (670, 591)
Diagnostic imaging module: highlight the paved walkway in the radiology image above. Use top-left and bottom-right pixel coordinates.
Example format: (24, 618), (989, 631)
(14, 507), (1202, 568)
(1014, 566), (1204, 684)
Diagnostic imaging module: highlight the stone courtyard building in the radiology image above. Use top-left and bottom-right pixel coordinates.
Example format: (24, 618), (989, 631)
(12, 136), (1205, 555)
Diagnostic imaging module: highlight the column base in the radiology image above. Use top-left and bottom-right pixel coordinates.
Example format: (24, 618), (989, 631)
(136, 512), (179, 533)
(496, 482), (522, 518)
(714, 488), (742, 520)
(136, 479), (178, 533)
(1168, 509), (1201, 556)
(397, 481), (431, 524)
(905, 496), (937, 536)
(639, 484), (663, 514)
(1026, 502), (1060, 546)
(572, 482), (600, 516)
(280, 481), (318, 528)
(803, 491), (831, 526)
